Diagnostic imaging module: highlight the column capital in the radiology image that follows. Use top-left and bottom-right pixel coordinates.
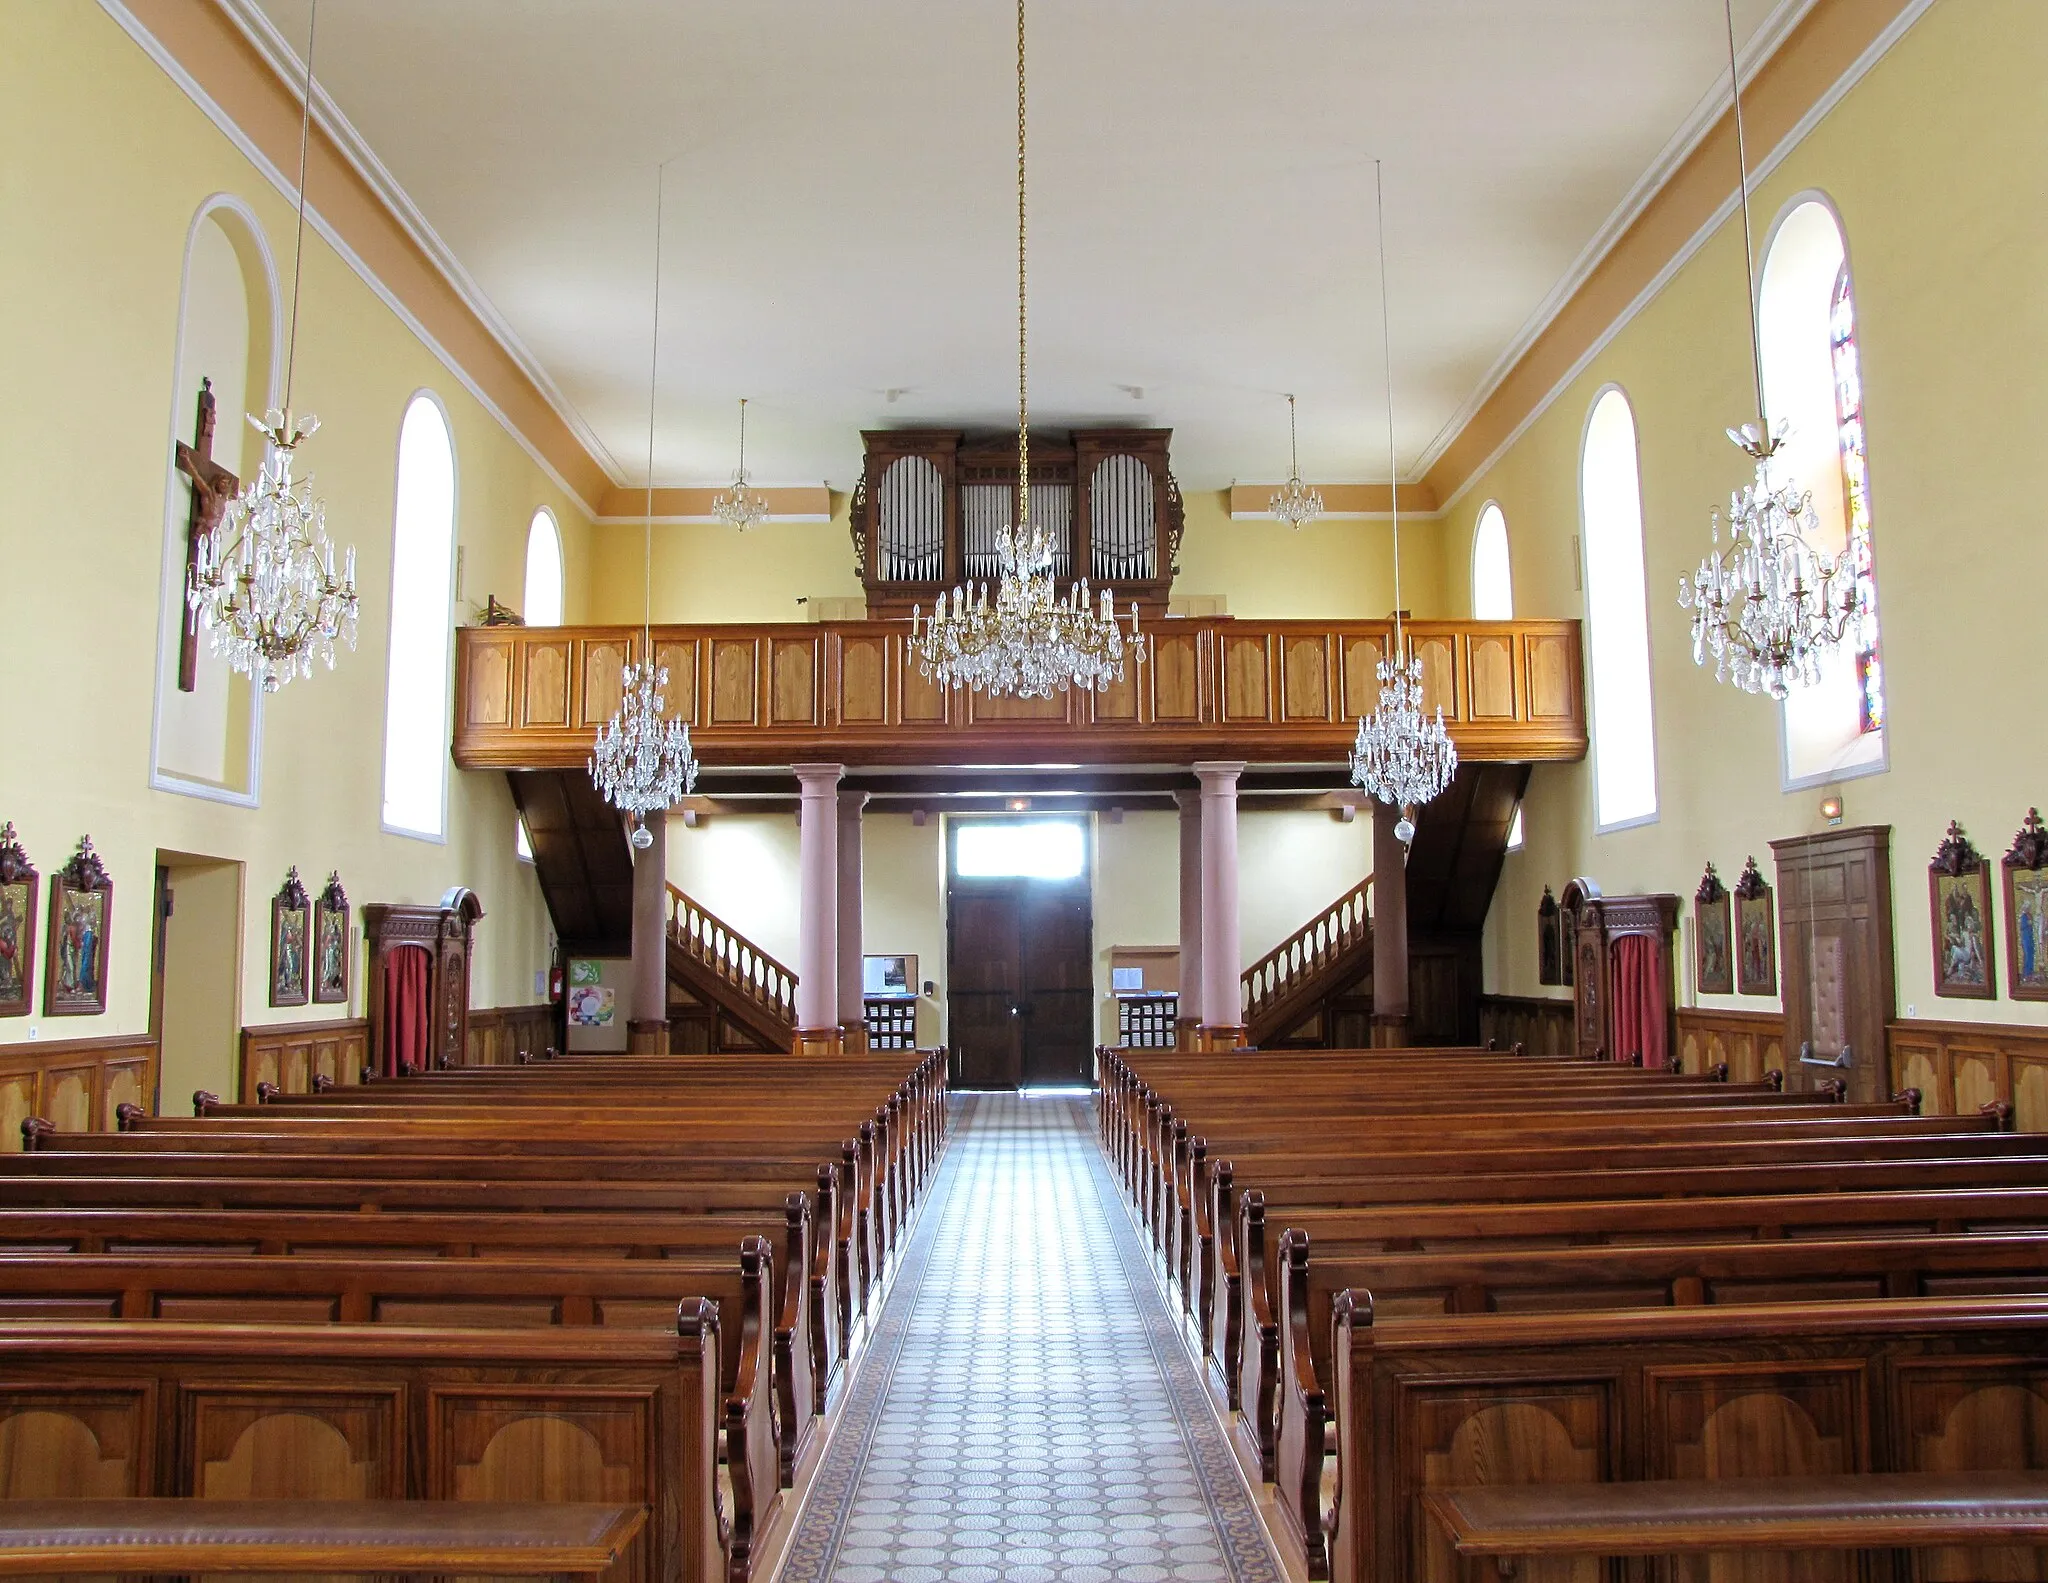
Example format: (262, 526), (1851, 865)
(1173, 787), (1203, 813)
(1192, 760), (1247, 790)
(837, 788), (870, 814)
(792, 763), (844, 791)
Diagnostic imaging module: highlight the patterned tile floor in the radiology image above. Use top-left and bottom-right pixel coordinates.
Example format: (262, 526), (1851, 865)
(776, 1090), (1283, 1583)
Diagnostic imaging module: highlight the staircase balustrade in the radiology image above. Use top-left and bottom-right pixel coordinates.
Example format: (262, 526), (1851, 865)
(665, 884), (798, 1031)
(1241, 876), (1373, 1030)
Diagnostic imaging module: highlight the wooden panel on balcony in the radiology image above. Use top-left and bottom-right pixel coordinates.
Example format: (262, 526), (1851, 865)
(452, 617), (1587, 770)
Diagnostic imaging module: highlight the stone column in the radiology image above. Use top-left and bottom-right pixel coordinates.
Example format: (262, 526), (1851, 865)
(793, 764), (844, 1054)
(837, 789), (869, 1052)
(626, 808), (670, 1053)
(1175, 789), (1205, 1046)
(1195, 761), (1246, 1050)
(1370, 799), (1411, 1047)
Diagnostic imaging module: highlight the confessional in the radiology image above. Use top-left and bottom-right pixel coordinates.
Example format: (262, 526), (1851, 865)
(362, 888), (483, 1075)
(1570, 890), (1680, 1066)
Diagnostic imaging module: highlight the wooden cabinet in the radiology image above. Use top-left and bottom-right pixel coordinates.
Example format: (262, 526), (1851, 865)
(1773, 825), (1895, 1103)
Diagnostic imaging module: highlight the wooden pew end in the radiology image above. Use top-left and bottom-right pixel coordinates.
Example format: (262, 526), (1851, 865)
(20, 1117), (54, 1152)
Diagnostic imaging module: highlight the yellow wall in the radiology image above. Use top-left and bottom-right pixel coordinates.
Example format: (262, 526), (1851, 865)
(1456, 0), (2047, 1026)
(0, 3), (593, 1046)
(1175, 490), (1446, 620)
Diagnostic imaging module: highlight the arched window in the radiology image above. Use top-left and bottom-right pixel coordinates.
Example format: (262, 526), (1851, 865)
(1580, 388), (1657, 830)
(1471, 502), (1513, 619)
(1759, 197), (1885, 786)
(523, 508), (564, 626)
(382, 394), (458, 840)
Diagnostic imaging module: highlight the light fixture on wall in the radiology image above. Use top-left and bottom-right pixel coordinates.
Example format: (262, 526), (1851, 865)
(1269, 394), (1323, 530)
(910, 0), (1143, 700)
(1677, 0), (1865, 700)
(1349, 161), (1457, 845)
(591, 160), (697, 849)
(1819, 792), (1844, 826)
(713, 398), (771, 531)
(186, 0), (358, 694)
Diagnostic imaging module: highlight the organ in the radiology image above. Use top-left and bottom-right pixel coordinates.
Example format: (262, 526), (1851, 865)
(849, 428), (1183, 618)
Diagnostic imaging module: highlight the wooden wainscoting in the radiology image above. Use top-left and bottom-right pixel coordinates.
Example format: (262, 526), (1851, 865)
(239, 1018), (368, 1104)
(1888, 1018), (2048, 1129)
(1676, 1007), (1789, 1084)
(0, 1034), (158, 1147)
(466, 1003), (557, 1066)
(1478, 995), (1575, 1058)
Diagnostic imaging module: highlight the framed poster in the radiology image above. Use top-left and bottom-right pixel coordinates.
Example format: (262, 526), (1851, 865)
(862, 953), (917, 997)
(1537, 886), (1562, 986)
(269, 868), (311, 1008)
(1735, 856), (1777, 998)
(313, 871), (350, 1005)
(0, 823), (36, 1018)
(1929, 821), (1996, 1000)
(2003, 808), (2048, 1002)
(44, 836), (111, 1018)
(1693, 864), (1733, 996)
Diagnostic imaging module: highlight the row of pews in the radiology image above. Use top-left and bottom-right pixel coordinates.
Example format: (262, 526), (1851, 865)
(1100, 1043), (2048, 1582)
(0, 1048), (946, 1583)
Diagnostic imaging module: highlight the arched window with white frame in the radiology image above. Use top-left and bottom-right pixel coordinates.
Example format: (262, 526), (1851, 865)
(523, 507), (564, 626)
(1581, 387), (1657, 830)
(1758, 196), (1886, 787)
(381, 393), (458, 840)
(1471, 502), (1513, 619)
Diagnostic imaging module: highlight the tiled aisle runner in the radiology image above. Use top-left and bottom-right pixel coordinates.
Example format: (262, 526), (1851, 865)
(777, 1091), (1284, 1583)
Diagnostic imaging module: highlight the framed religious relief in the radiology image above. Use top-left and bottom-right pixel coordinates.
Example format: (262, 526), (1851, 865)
(1537, 887), (1562, 986)
(313, 871), (350, 1006)
(2003, 808), (2048, 1002)
(44, 837), (111, 1018)
(1735, 856), (1777, 997)
(269, 867), (311, 1008)
(0, 823), (38, 1018)
(1929, 821), (1996, 1000)
(1693, 864), (1733, 995)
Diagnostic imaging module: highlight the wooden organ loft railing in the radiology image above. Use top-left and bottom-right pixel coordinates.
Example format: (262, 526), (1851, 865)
(665, 883), (797, 1032)
(1241, 875), (1373, 1034)
(850, 428), (1184, 617)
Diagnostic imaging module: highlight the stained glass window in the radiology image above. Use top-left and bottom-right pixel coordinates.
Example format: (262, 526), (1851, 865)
(1829, 265), (1884, 735)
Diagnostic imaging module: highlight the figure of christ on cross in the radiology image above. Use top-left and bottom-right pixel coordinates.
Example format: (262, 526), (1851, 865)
(172, 378), (240, 693)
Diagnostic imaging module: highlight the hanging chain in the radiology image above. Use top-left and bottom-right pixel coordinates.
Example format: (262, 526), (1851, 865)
(643, 161), (668, 647)
(1724, 0), (1768, 435)
(1287, 393), (1300, 479)
(283, 0), (317, 415)
(1015, 0), (1030, 531)
(1374, 159), (1402, 644)
(737, 397), (748, 474)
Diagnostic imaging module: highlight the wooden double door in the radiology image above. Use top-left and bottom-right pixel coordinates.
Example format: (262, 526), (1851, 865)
(948, 878), (1093, 1089)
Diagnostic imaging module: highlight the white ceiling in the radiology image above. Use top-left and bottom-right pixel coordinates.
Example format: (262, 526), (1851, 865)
(244, 0), (1792, 495)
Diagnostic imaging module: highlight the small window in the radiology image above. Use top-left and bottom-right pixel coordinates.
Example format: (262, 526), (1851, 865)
(524, 508), (564, 626)
(1506, 805), (1525, 852)
(1471, 503), (1513, 619)
(953, 820), (1086, 880)
(516, 816), (534, 864)
(1581, 388), (1657, 830)
(381, 394), (458, 840)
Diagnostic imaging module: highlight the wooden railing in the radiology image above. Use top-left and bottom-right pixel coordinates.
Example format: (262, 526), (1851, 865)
(1242, 876), (1373, 1032)
(665, 884), (798, 1032)
(452, 616), (1587, 770)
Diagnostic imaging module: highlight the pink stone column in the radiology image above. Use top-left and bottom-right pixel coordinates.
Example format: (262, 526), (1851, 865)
(1195, 761), (1246, 1048)
(1370, 797), (1411, 1046)
(837, 789), (869, 1050)
(793, 764), (843, 1053)
(1175, 788), (1205, 1042)
(627, 807), (670, 1053)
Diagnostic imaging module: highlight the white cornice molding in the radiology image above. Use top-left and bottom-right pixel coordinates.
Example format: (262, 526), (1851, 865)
(1432, 0), (1938, 517)
(212, 0), (629, 488)
(1411, 0), (1821, 481)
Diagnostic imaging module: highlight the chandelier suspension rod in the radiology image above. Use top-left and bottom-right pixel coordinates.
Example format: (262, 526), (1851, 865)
(643, 159), (672, 648)
(1288, 393), (1300, 478)
(1723, 0), (1768, 436)
(282, 0), (317, 417)
(1374, 159), (1403, 645)
(1015, 0), (1030, 529)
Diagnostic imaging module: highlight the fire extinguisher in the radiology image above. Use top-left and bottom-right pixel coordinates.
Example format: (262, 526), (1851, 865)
(548, 964), (566, 1003)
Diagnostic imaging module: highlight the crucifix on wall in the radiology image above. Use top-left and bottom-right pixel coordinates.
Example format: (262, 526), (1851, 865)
(172, 378), (239, 692)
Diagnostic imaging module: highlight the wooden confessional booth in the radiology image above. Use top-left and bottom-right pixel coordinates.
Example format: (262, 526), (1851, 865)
(1567, 882), (1681, 1066)
(362, 888), (482, 1076)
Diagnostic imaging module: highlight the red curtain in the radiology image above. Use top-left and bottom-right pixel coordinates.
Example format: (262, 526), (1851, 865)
(1607, 934), (1666, 1066)
(382, 945), (432, 1075)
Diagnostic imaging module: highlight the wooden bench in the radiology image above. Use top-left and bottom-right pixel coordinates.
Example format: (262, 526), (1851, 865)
(1422, 1472), (2048, 1577)
(0, 1499), (646, 1577)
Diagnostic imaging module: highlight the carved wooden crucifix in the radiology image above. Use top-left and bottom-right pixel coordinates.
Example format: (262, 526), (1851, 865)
(172, 378), (240, 692)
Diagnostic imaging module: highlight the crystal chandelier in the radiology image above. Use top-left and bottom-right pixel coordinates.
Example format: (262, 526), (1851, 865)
(1350, 161), (1456, 844)
(1269, 394), (1323, 530)
(910, 0), (1142, 700)
(1677, 0), (1864, 698)
(712, 397), (771, 531)
(186, 0), (357, 694)
(591, 160), (697, 849)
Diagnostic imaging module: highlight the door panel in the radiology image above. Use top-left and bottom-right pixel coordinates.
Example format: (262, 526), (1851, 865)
(948, 891), (1020, 1089)
(947, 873), (1092, 1090)
(1020, 887), (1092, 1087)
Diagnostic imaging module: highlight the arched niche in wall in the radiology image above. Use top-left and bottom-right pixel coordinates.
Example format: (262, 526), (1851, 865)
(152, 195), (280, 805)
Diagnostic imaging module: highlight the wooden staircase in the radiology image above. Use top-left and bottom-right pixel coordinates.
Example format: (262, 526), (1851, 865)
(1242, 877), (1375, 1048)
(664, 884), (797, 1053)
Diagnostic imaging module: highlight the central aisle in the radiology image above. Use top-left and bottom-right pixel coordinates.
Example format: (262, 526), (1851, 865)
(776, 1091), (1285, 1583)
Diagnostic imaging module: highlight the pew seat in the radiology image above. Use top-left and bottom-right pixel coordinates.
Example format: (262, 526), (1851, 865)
(1422, 1472), (2048, 1573)
(0, 1499), (647, 1577)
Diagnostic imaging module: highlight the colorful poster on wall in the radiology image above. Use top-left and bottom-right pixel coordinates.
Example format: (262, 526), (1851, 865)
(567, 984), (615, 1027)
(570, 959), (604, 987)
